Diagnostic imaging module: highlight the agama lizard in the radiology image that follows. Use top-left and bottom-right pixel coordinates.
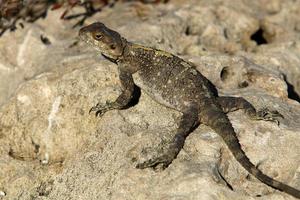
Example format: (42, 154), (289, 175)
(79, 22), (300, 198)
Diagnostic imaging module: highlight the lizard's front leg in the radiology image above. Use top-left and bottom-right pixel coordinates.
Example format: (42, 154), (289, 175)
(136, 103), (199, 169)
(217, 96), (283, 124)
(90, 69), (135, 117)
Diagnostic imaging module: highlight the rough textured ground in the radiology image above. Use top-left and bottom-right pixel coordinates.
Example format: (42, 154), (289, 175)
(0, 0), (300, 199)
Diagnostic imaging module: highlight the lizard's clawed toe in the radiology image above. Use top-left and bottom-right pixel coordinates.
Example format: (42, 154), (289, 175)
(256, 108), (284, 125)
(89, 105), (96, 114)
(95, 110), (105, 117)
(89, 102), (112, 117)
(136, 143), (180, 170)
(136, 156), (171, 170)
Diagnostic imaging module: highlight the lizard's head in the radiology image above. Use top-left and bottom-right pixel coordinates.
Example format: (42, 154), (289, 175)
(79, 22), (124, 60)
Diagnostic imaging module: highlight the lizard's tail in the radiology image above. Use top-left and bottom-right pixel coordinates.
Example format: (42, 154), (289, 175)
(206, 109), (300, 199)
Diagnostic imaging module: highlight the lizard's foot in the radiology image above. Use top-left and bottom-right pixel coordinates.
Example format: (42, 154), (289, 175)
(89, 101), (115, 117)
(253, 108), (283, 125)
(136, 141), (181, 170)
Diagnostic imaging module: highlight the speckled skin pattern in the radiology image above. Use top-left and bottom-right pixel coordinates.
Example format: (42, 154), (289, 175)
(79, 22), (300, 198)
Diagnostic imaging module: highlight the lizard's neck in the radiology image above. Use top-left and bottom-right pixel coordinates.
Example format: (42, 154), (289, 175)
(117, 41), (145, 74)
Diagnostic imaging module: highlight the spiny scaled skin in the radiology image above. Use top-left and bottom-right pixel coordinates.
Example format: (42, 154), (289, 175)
(79, 22), (300, 199)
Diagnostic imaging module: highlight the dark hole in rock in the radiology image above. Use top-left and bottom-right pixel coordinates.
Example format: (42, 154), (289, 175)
(238, 81), (249, 88)
(185, 26), (191, 36)
(40, 35), (51, 45)
(283, 76), (300, 102)
(33, 143), (40, 153)
(223, 28), (229, 39)
(246, 174), (251, 180)
(251, 28), (268, 45)
(220, 66), (230, 81)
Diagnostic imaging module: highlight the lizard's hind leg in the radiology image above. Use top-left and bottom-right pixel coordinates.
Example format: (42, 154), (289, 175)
(217, 96), (283, 124)
(136, 103), (199, 169)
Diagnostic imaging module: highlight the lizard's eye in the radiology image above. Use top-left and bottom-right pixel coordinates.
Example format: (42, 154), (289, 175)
(94, 34), (103, 40)
(110, 44), (116, 49)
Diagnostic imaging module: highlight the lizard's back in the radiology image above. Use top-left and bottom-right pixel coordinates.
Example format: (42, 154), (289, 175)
(123, 42), (218, 111)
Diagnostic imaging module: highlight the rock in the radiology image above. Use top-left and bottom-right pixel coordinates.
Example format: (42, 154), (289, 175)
(0, 1), (300, 200)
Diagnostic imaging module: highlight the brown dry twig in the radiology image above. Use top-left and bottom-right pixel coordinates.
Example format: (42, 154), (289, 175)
(0, 0), (50, 36)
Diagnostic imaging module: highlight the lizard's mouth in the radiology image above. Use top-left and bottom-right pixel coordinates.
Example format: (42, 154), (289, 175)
(101, 53), (118, 62)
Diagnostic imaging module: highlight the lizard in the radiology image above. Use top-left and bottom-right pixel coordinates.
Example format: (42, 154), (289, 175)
(79, 22), (300, 198)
